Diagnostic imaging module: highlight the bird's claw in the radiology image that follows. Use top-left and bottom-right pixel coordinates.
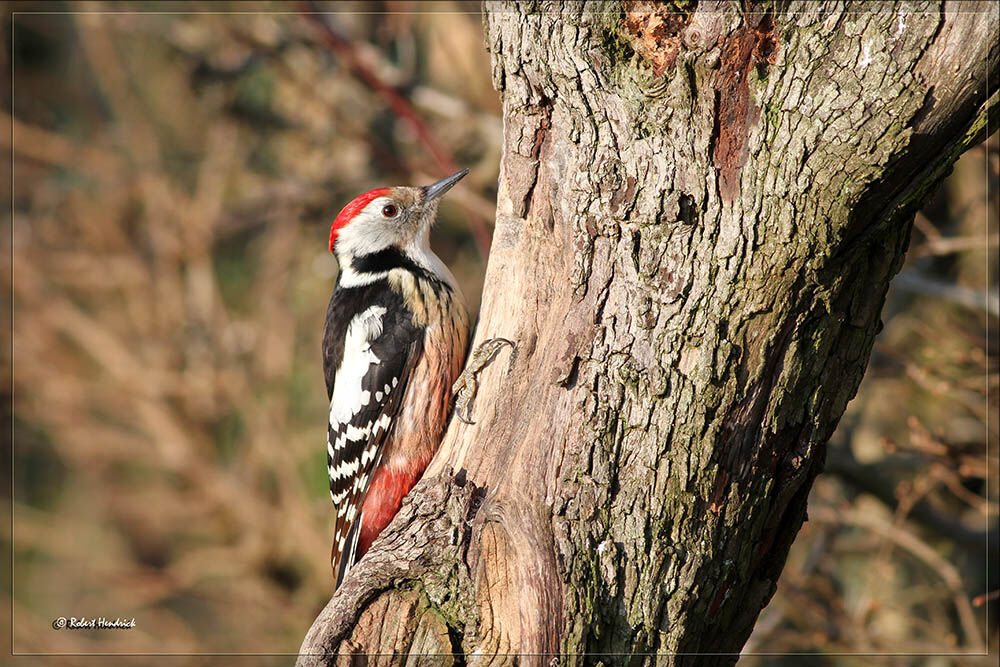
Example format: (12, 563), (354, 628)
(456, 405), (475, 425)
(453, 337), (516, 426)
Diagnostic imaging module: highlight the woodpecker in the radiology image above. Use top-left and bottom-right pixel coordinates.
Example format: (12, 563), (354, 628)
(323, 169), (470, 587)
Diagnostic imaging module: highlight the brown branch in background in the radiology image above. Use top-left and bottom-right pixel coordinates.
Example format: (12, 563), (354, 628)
(810, 507), (986, 653)
(226, 28), (412, 178)
(297, 1), (493, 258)
(825, 442), (994, 554)
(894, 270), (1000, 316)
(227, 27), (501, 233)
(2, 112), (122, 177)
(913, 234), (1000, 257)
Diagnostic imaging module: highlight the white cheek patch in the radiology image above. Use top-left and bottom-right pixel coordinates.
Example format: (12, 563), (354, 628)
(335, 196), (405, 261)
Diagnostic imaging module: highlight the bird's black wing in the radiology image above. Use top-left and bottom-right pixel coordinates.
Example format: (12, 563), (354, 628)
(322, 284), (423, 587)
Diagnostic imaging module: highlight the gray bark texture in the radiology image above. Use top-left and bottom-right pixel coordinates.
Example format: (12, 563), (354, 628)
(299, 1), (997, 664)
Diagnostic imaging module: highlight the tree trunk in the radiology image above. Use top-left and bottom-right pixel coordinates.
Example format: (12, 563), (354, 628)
(299, 1), (997, 664)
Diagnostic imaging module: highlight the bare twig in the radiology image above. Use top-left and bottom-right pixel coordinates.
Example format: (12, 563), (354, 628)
(297, 1), (493, 258)
(824, 443), (993, 553)
(810, 506), (986, 652)
(913, 234), (998, 257)
(893, 270), (1000, 316)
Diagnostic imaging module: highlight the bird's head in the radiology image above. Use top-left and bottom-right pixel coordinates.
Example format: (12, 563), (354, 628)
(329, 169), (468, 260)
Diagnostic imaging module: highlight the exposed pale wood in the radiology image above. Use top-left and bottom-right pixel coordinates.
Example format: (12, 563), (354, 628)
(299, 2), (997, 664)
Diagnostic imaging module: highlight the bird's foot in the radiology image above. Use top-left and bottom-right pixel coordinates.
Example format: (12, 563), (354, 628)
(453, 337), (516, 425)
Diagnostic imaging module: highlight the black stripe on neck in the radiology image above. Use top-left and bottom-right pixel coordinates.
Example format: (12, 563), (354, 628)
(348, 247), (452, 296)
(352, 247), (439, 281)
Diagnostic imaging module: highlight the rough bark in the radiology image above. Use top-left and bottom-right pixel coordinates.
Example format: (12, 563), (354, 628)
(299, 1), (997, 664)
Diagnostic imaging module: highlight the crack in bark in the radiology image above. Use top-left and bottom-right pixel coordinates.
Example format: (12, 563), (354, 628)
(711, 11), (779, 204)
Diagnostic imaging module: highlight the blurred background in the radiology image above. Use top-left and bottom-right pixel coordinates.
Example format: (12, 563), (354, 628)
(3, 1), (997, 662)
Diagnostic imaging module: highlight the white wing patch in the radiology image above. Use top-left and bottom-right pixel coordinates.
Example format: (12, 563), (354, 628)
(330, 306), (386, 426)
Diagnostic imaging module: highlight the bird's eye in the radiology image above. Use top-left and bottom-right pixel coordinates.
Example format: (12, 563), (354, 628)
(381, 204), (398, 218)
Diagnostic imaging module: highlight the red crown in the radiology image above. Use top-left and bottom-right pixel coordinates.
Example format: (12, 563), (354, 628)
(329, 188), (390, 252)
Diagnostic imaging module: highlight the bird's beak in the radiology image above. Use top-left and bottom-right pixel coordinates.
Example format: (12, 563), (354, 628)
(422, 169), (469, 202)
